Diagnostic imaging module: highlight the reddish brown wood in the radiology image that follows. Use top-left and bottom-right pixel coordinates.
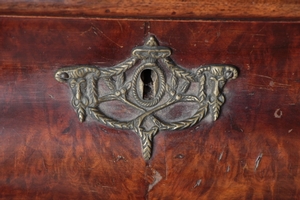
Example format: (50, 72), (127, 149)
(0, 0), (300, 20)
(0, 17), (300, 199)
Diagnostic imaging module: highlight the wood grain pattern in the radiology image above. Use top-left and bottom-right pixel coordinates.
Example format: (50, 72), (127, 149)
(0, 0), (300, 20)
(0, 17), (300, 199)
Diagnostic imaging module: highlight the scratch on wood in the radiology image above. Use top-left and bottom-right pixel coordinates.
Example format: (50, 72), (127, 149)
(255, 153), (263, 171)
(252, 73), (280, 79)
(218, 151), (223, 161)
(193, 179), (202, 188)
(226, 165), (230, 172)
(98, 30), (123, 48)
(114, 155), (126, 163)
(175, 154), (185, 159)
(248, 83), (274, 91)
(274, 108), (283, 118)
(90, 23), (123, 48)
(253, 34), (266, 36)
(80, 26), (94, 36)
(101, 186), (114, 188)
(117, 20), (123, 32)
(148, 169), (162, 192)
(48, 94), (55, 99)
(42, 159), (48, 171)
(258, 25), (266, 33)
(269, 81), (290, 87)
(251, 74), (291, 89)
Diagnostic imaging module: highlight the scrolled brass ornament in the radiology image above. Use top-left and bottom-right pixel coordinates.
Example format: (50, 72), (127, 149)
(55, 36), (238, 160)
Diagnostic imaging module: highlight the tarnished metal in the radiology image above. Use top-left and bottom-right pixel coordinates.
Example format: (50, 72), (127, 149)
(55, 36), (238, 160)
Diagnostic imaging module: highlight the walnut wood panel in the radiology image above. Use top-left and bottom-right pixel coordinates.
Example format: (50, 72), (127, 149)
(0, 0), (300, 20)
(0, 17), (300, 199)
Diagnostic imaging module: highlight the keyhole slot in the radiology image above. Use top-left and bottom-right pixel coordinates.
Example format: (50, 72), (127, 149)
(141, 69), (154, 100)
(133, 63), (164, 107)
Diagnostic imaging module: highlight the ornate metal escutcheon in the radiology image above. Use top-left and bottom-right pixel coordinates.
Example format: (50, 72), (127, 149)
(55, 36), (238, 160)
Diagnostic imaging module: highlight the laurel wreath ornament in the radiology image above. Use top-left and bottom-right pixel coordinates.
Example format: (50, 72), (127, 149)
(55, 36), (238, 160)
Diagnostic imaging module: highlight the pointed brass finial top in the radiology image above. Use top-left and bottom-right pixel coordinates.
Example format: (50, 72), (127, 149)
(132, 36), (171, 59)
(145, 36), (158, 47)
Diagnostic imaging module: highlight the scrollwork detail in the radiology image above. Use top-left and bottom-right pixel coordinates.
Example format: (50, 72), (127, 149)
(55, 36), (238, 160)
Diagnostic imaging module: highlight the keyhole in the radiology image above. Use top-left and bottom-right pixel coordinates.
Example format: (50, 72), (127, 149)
(141, 69), (153, 100)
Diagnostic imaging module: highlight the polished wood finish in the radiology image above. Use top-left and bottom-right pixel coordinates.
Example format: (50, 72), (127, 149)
(0, 16), (300, 199)
(0, 0), (300, 20)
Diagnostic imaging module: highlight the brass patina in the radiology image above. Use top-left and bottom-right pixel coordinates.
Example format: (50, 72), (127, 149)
(55, 36), (238, 160)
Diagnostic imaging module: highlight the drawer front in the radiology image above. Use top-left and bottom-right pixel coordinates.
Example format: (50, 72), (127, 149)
(0, 17), (300, 199)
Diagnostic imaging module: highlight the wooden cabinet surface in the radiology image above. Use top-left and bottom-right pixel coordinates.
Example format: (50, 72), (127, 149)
(0, 1), (300, 199)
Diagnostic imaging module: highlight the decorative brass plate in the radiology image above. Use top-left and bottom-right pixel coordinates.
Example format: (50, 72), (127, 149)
(55, 36), (238, 160)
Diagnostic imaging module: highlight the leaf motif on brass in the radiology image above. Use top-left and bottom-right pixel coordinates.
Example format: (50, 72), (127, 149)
(55, 36), (238, 160)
